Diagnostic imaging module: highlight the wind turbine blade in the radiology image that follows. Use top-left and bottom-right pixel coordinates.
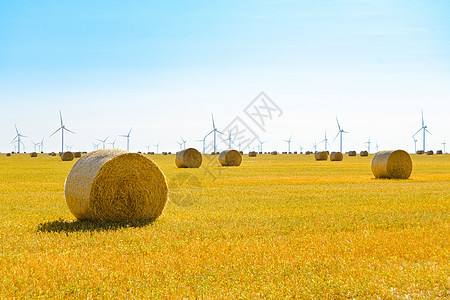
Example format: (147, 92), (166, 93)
(336, 117), (341, 131)
(425, 129), (432, 135)
(343, 131), (349, 134)
(119, 135), (127, 137)
(413, 128), (422, 136)
(64, 128), (75, 134)
(211, 114), (215, 129)
(128, 128), (132, 136)
(216, 130), (226, 135)
(421, 110), (424, 127)
(14, 123), (19, 135)
(332, 132), (340, 142)
(49, 127), (62, 137)
(205, 130), (214, 138)
(60, 110), (63, 126)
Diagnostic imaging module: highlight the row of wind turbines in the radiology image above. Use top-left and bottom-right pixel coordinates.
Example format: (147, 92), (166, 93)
(10, 110), (446, 154)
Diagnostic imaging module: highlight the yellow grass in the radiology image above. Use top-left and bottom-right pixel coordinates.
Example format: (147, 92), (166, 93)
(0, 153), (448, 298)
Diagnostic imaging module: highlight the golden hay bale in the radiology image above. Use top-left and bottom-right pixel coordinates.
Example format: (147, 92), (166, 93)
(315, 151), (328, 161)
(426, 150), (433, 155)
(371, 150), (412, 179)
(30, 152), (38, 157)
(162, 152), (168, 155)
(175, 148), (202, 168)
(249, 151), (257, 157)
(330, 152), (343, 161)
(64, 149), (168, 221)
(219, 150), (242, 166)
(360, 151), (369, 157)
(61, 152), (74, 161)
(6, 153), (11, 157)
(436, 150), (443, 155)
(271, 151), (278, 155)
(416, 150), (424, 155)
(50, 152), (56, 156)
(348, 151), (357, 156)
(74, 152), (82, 158)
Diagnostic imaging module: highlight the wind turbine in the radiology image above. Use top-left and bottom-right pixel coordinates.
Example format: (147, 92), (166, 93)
(109, 139), (117, 149)
(333, 117), (349, 153)
(413, 110), (431, 152)
(39, 137), (45, 153)
(205, 114), (225, 153)
(364, 137), (371, 153)
(257, 138), (266, 153)
(119, 128), (132, 151)
(180, 137), (187, 150)
(313, 141), (317, 152)
(319, 131), (330, 151)
(97, 137), (108, 149)
(442, 140), (446, 153)
(32, 141), (40, 152)
(376, 141), (379, 153)
(299, 144), (303, 153)
(65, 145), (72, 151)
(197, 136), (207, 154)
(92, 142), (100, 151)
(283, 136), (292, 153)
(224, 131), (234, 149)
(412, 136), (418, 153)
(146, 144), (151, 153)
(176, 141), (183, 151)
(49, 111), (75, 153)
(11, 124), (27, 153)
(154, 142), (160, 154)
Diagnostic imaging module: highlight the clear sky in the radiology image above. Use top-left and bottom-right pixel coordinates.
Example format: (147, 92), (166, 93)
(1, 0), (449, 153)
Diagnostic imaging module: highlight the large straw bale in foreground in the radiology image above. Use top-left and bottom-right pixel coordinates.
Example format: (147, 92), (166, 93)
(219, 149), (242, 166)
(371, 150), (412, 179)
(61, 152), (74, 161)
(315, 151), (328, 161)
(175, 148), (202, 168)
(330, 152), (343, 161)
(64, 149), (168, 221)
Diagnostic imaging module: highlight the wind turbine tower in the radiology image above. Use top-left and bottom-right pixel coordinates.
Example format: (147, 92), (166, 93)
(365, 137), (371, 153)
(12, 124), (27, 153)
(333, 117), (349, 153)
(320, 132), (330, 151)
(49, 111), (75, 153)
(442, 140), (447, 153)
(97, 137), (108, 149)
(205, 114), (225, 153)
(412, 136), (418, 153)
(119, 128), (132, 151)
(257, 138), (266, 153)
(283, 136), (292, 153)
(413, 110), (431, 152)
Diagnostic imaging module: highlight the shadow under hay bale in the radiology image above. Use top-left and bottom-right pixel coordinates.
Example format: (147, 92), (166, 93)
(219, 150), (242, 166)
(315, 151), (328, 161)
(371, 150), (412, 179)
(61, 152), (74, 161)
(37, 218), (154, 233)
(65, 149), (168, 221)
(175, 148), (202, 168)
(330, 152), (343, 161)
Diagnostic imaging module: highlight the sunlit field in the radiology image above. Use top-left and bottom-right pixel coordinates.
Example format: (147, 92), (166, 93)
(0, 152), (448, 298)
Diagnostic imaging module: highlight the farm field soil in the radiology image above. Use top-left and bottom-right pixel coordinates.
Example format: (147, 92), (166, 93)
(0, 153), (448, 298)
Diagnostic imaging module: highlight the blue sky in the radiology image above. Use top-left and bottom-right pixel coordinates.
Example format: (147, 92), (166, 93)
(1, 0), (449, 153)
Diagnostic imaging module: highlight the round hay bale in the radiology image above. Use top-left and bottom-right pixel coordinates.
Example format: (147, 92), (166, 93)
(61, 152), (74, 161)
(315, 151), (328, 161)
(371, 150), (412, 179)
(175, 148), (202, 168)
(50, 152), (56, 156)
(162, 152), (168, 155)
(426, 150), (433, 155)
(436, 150), (443, 155)
(64, 149), (168, 221)
(6, 153), (11, 157)
(330, 152), (343, 161)
(271, 151), (278, 155)
(360, 151), (369, 157)
(30, 152), (38, 157)
(416, 150), (424, 155)
(74, 152), (82, 158)
(249, 151), (257, 157)
(348, 151), (357, 156)
(219, 150), (242, 166)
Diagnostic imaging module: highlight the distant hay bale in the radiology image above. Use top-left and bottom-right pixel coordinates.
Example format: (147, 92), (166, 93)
(371, 150), (412, 179)
(315, 151), (328, 161)
(239, 151), (244, 155)
(168, 152), (172, 154)
(162, 152), (168, 155)
(271, 151), (278, 155)
(61, 152), (74, 161)
(436, 150), (443, 155)
(249, 151), (257, 157)
(348, 151), (357, 156)
(330, 152), (343, 161)
(64, 149), (168, 221)
(50, 152), (56, 156)
(360, 151), (369, 157)
(74, 152), (82, 158)
(282, 152), (287, 154)
(219, 150), (242, 166)
(293, 151), (297, 154)
(416, 150), (424, 155)
(175, 148), (202, 168)
(6, 153), (11, 157)
(59, 152), (62, 156)
(426, 150), (434, 155)
(30, 152), (38, 157)
(149, 152), (155, 155)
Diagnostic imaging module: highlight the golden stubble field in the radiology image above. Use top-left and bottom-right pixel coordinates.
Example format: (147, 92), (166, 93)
(0, 153), (448, 298)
